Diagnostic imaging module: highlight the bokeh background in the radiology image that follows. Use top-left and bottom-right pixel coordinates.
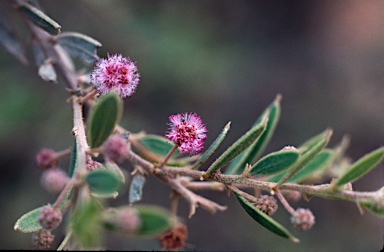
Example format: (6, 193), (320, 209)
(1, 0), (383, 251)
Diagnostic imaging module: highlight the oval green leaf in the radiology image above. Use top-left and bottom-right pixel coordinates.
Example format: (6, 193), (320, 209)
(335, 147), (384, 187)
(19, 2), (61, 35)
(87, 92), (123, 148)
(226, 94), (281, 175)
(85, 169), (122, 195)
(14, 207), (42, 233)
(133, 205), (173, 237)
(139, 134), (179, 158)
(250, 149), (300, 176)
(234, 192), (299, 242)
(57, 32), (101, 65)
(204, 115), (267, 178)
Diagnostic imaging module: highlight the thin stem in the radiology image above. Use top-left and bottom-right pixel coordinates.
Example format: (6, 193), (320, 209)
(57, 229), (73, 251)
(53, 178), (77, 209)
(275, 189), (295, 215)
(78, 89), (98, 105)
(158, 144), (179, 168)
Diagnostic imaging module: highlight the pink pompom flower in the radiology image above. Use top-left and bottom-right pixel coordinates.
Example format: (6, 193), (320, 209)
(165, 113), (207, 156)
(90, 54), (140, 98)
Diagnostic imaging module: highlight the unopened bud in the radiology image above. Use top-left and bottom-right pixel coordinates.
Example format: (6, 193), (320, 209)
(40, 168), (69, 195)
(36, 149), (58, 170)
(102, 135), (129, 163)
(38, 205), (62, 230)
(32, 229), (54, 250)
(116, 208), (141, 233)
(291, 208), (315, 231)
(252, 195), (278, 216)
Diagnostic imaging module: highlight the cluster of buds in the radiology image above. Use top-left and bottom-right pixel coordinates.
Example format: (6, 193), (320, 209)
(290, 208), (315, 231)
(252, 195), (278, 216)
(32, 229), (54, 250)
(38, 204), (62, 231)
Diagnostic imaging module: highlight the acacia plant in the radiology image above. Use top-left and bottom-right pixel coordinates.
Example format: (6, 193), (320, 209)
(5, 1), (384, 250)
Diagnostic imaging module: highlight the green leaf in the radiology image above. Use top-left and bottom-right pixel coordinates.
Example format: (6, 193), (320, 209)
(276, 129), (332, 187)
(133, 205), (173, 237)
(249, 149), (300, 176)
(139, 134), (179, 158)
(0, 11), (27, 64)
(85, 169), (122, 195)
(269, 149), (334, 183)
(18, 2), (61, 35)
(191, 122), (231, 170)
(234, 192), (299, 242)
(87, 92), (123, 148)
(56, 32), (102, 65)
(226, 94), (281, 175)
(335, 147), (384, 187)
(360, 200), (384, 217)
(14, 207), (42, 233)
(68, 138), (77, 178)
(204, 115), (267, 178)
(72, 199), (102, 249)
(129, 173), (146, 204)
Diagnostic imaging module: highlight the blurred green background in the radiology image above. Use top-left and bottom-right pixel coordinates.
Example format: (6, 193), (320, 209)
(1, 0), (383, 251)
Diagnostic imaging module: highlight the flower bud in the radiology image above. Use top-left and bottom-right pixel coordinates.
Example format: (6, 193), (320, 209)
(291, 208), (315, 231)
(86, 155), (103, 171)
(38, 205), (62, 230)
(157, 224), (188, 250)
(32, 229), (54, 250)
(35, 148), (58, 170)
(252, 195), (278, 216)
(116, 208), (141, 233)
(40, 168), (69, 195)
(102, 135), (129, 163)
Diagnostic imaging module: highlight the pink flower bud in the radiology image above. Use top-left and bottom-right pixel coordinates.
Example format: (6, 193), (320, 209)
(38, 205), (62, 230)
(35, 148), (58, 170)
(40, 168), (69, 195)
(116, 208), (141, 233)
(157, 224), (188, 250)
(252, 195), (278, 216)
(32, 229), (54, 250)
(102, 135), (129, 163)
(291, 208), (315, 231)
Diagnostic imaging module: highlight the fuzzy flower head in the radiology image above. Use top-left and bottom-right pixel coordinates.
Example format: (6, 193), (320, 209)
(165, 113), (207, 156)
(90, 54), (140, 99)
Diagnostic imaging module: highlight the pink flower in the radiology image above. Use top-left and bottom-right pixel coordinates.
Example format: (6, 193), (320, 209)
(90, 54), (140, 98)
(165, 113), (207, 156)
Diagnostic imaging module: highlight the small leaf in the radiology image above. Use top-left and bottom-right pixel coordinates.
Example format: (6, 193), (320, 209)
(72, 199), (102, 249)
(269, 149), (334, 183)
(85, 169), (122, 195)
(87, 92), (123, 148)
(14, 207), (42, 233)
(191, 122), (231, 170)
(234, 192), (299, 242)
(133, 205), (173, 237)
(249, 149), (300, 176)
(56, 32), (101, 65)
(139, 134), (179, 158)
(68, 138), (77, 178)
(0, 11), (27, 64)
(276, 129), (332, 187)
(335, 147), (384, 187)
(226, 94), (281, 175)
(204, 115), (267, 178)
(19, 2), (61, 35)
(129, 173), (146, 204)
